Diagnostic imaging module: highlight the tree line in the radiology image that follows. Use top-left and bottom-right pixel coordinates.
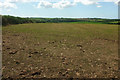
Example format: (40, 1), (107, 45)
(1, 15), (119, 26)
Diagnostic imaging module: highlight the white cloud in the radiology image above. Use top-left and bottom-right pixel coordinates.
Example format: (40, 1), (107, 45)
(0, 2), (17, 9)
(73, 0), (97, 5)
(37, 1), (53, 8)
(37, 0), (97, 9)
(0, 0), (120, 10)
(37, 0), (75, 9)
(97, 5), (102, 8)
(36, 0), (120, 9)
(52, 0), (75, 9)
(4, 0), (36, 3)
(73, 0), (120, 5)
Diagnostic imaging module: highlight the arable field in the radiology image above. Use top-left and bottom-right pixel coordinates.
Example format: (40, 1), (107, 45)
(2, 23), (118, 78)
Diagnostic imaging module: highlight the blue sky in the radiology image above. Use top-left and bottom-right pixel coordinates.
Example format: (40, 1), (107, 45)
(0, 0), (119, 19)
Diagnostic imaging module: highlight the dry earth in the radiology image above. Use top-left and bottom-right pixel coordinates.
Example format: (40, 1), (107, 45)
(2, 23), (119, 78)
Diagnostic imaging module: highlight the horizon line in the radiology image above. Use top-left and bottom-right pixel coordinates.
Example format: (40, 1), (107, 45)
(1, 14), (118, 19)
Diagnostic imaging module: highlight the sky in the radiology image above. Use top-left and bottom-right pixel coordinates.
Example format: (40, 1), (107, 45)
(0, 0), (120, 19)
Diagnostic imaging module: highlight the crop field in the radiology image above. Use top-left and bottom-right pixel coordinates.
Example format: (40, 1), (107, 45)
(2, 23), (118, 78)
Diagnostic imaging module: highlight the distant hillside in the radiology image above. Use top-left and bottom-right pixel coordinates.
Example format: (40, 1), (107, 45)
(1, 15), (120, 26)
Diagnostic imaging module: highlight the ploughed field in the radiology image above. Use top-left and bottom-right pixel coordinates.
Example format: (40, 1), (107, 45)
(2, 23), (118, 78)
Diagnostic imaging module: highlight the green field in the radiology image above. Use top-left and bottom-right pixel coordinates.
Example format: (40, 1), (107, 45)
(2, 23), (118, 78)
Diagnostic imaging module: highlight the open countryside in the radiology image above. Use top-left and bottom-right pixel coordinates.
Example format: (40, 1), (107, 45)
(2, 17), (118, 78)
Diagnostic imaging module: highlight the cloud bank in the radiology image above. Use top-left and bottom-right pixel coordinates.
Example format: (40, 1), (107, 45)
(0, 1), (17, 9)
(0, 0), (120, 10)
(37, 0), (75, 9)
(37, 0), (120, 9)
